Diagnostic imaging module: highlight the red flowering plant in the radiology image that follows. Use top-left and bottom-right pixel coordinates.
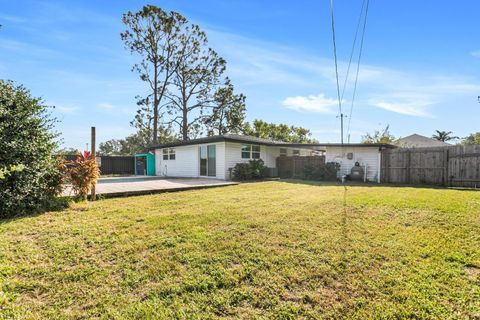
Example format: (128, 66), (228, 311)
(62, 151), (100, 200)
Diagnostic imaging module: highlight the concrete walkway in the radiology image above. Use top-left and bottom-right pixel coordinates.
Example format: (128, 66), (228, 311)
(62, 177), (237, 198)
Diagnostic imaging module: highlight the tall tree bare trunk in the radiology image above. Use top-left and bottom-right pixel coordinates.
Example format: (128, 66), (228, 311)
(182, 107), (188, 140)
(153, 62), (159, 144)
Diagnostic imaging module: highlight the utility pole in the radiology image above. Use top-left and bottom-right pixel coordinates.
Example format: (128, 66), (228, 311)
(338, 113), (346, 145)
(91, 126), (96, 201)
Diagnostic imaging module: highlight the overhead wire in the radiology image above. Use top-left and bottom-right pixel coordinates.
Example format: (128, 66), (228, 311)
(329, 0), (343, 117)
(329, 0), (370, 222)
(346, 0), (370, 141)
(340, 0), (367, 104)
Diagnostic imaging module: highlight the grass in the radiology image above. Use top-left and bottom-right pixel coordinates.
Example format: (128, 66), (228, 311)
(1, 181), (480, 319)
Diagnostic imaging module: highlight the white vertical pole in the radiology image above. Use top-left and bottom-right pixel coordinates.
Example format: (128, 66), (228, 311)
(377, 151), (381, 183)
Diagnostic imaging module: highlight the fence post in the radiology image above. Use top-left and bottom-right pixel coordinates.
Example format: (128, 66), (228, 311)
(384, 150), (389, 183)
(292, 158), (296, 179)
(91, 126), (96, 201)
(405, 150), (411, 184)
(443, 148), (449, 187)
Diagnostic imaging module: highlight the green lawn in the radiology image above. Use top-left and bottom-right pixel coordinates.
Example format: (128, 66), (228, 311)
(1, 182), (480, 319)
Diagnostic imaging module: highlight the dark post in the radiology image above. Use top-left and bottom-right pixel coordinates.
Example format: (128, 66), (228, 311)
(91, 126), (96, 201)
(443, 148), (449, 187)
(405, 149), (411, 184)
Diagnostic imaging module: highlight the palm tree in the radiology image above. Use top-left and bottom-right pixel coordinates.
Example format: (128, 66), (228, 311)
(432, 130), (458, 142)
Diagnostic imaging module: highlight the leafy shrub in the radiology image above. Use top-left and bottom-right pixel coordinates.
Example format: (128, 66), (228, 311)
(232, 159), (267, 181)
(303, 162), (340, 181)
(62, 151), (100, 200)
(0, 80), (64, 218)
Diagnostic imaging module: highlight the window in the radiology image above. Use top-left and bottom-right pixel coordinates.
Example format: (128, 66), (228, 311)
(280, 148), (287, 157)
(241, 144), (261, 159)
(163, 148), (176, 160)
(292, 149), (300, 156)
(241, 144), (250, 159)
(252, 145), (261, 159)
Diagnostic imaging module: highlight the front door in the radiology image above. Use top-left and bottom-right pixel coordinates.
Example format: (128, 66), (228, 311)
(199, 145), (216, 177)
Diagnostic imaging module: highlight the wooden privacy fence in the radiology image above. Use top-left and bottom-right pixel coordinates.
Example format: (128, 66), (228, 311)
(381, 145), (480, 187)
(60, 155), (135, 176)
(276, 156), (326, 179)
(99, 156), (135, 175)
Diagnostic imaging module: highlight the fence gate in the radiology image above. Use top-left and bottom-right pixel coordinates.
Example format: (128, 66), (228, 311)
(381, 145), (480, 187)
(448, 145), (480, 188)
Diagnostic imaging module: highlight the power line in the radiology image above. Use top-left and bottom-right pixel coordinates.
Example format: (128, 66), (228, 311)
(330, 0), (343, 123)
(340, 0), (367, 104)
(346, 0), (370, 140)
(330, 0), (368, 145)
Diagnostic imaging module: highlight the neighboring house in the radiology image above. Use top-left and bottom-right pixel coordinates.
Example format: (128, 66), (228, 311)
(394, 134), (452, 148)
(151, 134), (394, 182)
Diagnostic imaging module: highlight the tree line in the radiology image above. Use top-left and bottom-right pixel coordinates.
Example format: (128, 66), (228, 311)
(361, 126), (480, 145)
(99, 5), (315, 155)
(99, 119), (317, 156)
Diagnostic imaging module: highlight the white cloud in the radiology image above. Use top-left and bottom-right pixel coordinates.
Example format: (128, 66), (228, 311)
(367, 92), (435, 117)
(207, 28), (480, 119)
(282, 94), (338, 113)
(471, 51), (480, 58)
(97, 103), (115, 110)
(56, 105), (78, 114)
(0, 14), (27, 23)
(369, 100), (433, 117)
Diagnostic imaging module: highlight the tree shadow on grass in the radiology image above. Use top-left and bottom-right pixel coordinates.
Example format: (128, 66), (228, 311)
(276, 179), (480, 191)
(0, 196), (73, 225)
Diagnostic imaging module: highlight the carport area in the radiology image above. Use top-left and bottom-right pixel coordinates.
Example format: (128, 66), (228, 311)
(62, 176), (237, 198)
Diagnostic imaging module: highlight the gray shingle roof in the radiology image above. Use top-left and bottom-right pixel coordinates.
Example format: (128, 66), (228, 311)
(151, 134), (283, 149)
(151, 134), (396, 149)
(394, 134), (451, 148)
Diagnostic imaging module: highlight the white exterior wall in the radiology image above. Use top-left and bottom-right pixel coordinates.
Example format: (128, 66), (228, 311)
(154, 140), (319, 181)
(154, 142), (226, 180)
(224, 142), (269, 179)
(223, 143), (313, 179)
(325, 146), (381, 182)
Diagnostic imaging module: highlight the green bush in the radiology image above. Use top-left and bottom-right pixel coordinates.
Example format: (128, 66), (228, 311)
(0, 80), (64, 218)
(303, 162), (340, 181)
(232, 159), (267, 181)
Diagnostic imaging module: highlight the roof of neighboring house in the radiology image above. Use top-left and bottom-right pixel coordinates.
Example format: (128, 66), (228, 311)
(151, 134), (396, 150)
(394, 134), (451, 148)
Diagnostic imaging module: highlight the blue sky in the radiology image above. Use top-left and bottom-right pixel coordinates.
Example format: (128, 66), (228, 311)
(1, 0), (479, 149)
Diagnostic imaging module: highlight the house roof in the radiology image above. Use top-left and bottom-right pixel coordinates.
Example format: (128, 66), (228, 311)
(151, 134), (284, 149)
(394, 134), (451, 148)
(152, 134), (396, 150)
(278, 143), (396, 149)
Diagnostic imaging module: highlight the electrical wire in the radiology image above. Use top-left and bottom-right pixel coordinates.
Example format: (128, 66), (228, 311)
(340, 0), (367, 104)
(346, 0), (370, 140)
(329, 0), (342, 117)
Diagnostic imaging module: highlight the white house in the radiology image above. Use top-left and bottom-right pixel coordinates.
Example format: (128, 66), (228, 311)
(151, 134), (394, 182)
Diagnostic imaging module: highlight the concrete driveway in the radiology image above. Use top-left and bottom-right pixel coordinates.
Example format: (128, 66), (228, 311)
(62, 176), (237, 198)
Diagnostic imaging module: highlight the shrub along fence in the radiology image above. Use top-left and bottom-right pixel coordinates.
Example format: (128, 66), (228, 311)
(60, 155), (135, 176)
(276, 156), (327, 179)
(381, 145), (480, 187)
